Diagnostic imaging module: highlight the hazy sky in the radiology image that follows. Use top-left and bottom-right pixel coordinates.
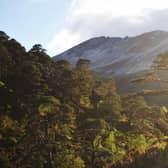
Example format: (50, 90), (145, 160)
(1, 0), (168, 56)
(0, 0), (71, 55)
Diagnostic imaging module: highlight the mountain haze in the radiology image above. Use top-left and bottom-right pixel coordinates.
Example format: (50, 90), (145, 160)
(54, 30), (168, 77)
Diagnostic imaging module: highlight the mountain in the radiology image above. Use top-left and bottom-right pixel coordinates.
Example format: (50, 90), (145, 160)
(2, 30), (168, 168)
(53, 31), (168, 106)
(54, 30), (168, 77)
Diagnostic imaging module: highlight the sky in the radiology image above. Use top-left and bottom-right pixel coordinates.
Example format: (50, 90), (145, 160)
(1, 0), (168, 56)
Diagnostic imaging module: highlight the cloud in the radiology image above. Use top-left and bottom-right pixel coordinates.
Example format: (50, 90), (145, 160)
(47, 29), (80, 54)
(47, 0), (168, 55)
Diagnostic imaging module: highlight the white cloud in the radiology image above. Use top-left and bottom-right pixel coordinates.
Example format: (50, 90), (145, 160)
(47, 29), (80, 54)
(47, 0), (168, 55)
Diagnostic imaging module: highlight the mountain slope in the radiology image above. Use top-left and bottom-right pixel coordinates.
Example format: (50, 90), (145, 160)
(54, 30), (168, 77)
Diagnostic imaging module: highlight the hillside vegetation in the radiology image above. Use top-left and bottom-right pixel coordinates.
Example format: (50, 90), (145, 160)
(1, 31), (168, 168)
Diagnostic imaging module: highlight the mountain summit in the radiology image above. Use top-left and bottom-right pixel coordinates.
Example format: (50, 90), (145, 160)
(54, 30), (168, 77)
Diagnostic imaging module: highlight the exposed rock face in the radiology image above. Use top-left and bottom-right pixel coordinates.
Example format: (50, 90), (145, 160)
(54, 31), (168, 77)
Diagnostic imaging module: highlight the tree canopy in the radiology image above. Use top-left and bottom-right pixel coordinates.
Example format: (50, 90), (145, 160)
(1, 31), (168, 168)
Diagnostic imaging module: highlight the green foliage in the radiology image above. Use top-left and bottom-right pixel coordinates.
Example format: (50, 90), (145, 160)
(105, 131), (117, 152)
(74, 157), (85, 168)
(154, 51), (168, 70)
(130, 134), (148, 152)
(80, 96), (92, 108)
(1, 31), (168, 168)
(38, 96), (60, 116)
(0, 81), (5, 87)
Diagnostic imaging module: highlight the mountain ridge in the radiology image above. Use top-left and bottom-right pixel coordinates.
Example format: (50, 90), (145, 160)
(53, 30), (168, 77)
